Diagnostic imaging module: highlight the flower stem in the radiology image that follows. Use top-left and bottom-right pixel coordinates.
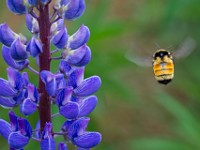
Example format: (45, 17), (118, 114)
(38, 3), (51, 132)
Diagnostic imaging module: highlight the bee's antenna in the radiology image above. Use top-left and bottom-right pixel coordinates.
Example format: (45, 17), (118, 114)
(154, 42), (160, 49)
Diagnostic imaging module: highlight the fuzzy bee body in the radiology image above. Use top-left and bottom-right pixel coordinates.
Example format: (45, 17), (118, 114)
(153, 49), (174, 85)
(125, 37), (196, 85)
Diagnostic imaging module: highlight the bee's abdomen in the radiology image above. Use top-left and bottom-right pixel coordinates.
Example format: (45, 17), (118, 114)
(153, 62), (174, 84)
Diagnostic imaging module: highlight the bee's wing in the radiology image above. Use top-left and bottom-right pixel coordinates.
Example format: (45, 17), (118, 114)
(125, 50), (152, 67)
(173, 37), (196, 59)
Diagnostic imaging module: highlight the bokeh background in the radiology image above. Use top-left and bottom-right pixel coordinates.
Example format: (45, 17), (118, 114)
(1, 0), (200, 149)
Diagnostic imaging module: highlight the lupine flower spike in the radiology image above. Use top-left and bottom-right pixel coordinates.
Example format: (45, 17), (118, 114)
(0, 0), (101, 149)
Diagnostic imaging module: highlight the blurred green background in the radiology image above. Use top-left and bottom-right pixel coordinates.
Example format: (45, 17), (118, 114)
(1, 0), (200, 149)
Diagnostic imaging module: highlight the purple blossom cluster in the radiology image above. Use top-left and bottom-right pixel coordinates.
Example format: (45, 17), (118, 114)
(0, 0), (102, 149)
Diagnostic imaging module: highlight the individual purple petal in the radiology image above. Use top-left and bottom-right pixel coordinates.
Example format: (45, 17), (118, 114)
(56, 87), (73, 106)
(74, 76), (101, 97)
(2, 45), (29, 70)
(0, 119), (12, 140)
(58, 142), (68, 150)
(22, 72), (29, 87)
(26, 37), (42, 57)
(27, 84), (39, 103)
(8, 132), (30, 149)
(20, 98), (37, 116)
(28, 0), (38, 6)
(9, 111), (18, 131)
(0, 97), (16, 108)
(7, 67), (24, 90)
(79, 96), (98, 117)
(26, 14), (39, 33)
(68, 117), (90, 140)
(68, 67), (84, 88)
(6, 0), (28, 15)
(0, 23), (17, 46)
(61, 120), (75, 132)
(13, 89), (27, 105)
(59, 101), (79, 119)
(52, 27), (68, 49)
(41, 122), (53, 139)
(40, 71), (57, 96)
(10, 38), (28, 61)
(62, 0), (86, 20)
(74, 132), (102, 149)
(68, 25), (90, 50)
(34, 120), (40, 139)
(51, 19), (65, 34)
(40, 138), (56, 150)
(64, 45), (91, 67)
(0, 78), (17, 97)
(59, 60), (72, 77)
(18, 118), (32, 138)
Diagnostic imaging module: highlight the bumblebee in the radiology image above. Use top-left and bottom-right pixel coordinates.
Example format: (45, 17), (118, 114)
(125, 37), (196, 85)
(153, 49), (174, 84)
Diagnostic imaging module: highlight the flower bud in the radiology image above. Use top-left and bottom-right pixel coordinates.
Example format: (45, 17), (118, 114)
(74, 132), (102, 149)
(52, 27), (68, 49)
(0, 78), (18, 97)
(8, 132), (30, 149)
(74, 76), (101, 97)
(0, 97), (16, 108)
(2, 45), (29, 70)
(64, 45), (91, 67)
(26, 14), (39, 33)
(0, 119), (12, 140)
(59, 101), (79, 119)
(79, 95), (98, 117)
(0, 23), (17, 47)
(10, 38), (28, 61)
(62, 0), (86, 20)
(40, 71), (64, 96)
(68, 25), (90, 50)
(68, 67), (84, 88)
(68, 117), (90, 140)
(56, 87), (73, 106)
(26, 37), (42, 57)
(6, 0), (28, 15)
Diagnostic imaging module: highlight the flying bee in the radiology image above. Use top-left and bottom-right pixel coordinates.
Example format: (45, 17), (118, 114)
(152, 49), (174, 84)
(125, 37), (196, 85)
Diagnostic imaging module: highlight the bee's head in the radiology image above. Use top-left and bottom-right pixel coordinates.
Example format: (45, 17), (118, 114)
(153, 49), (172, 60)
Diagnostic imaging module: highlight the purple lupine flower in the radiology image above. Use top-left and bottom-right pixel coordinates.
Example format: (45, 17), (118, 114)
(61, 0), (86, 20)
(52, 27), (68, 49)
(63, 44), (91, 67)
(67, 25), (90, 50)
(5, 111), (33, 149)
(10, 38), (28, 61)
(0, 23), (17, 47)
(26, 14), (39, 34)
(26, 37), (43, 57)
(20, 84), (39, 116)
(40, 123), (56, 150)
(0, 0), (102, 149)
(2, 45), (29, 70)
(6, 0), (28, 15)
